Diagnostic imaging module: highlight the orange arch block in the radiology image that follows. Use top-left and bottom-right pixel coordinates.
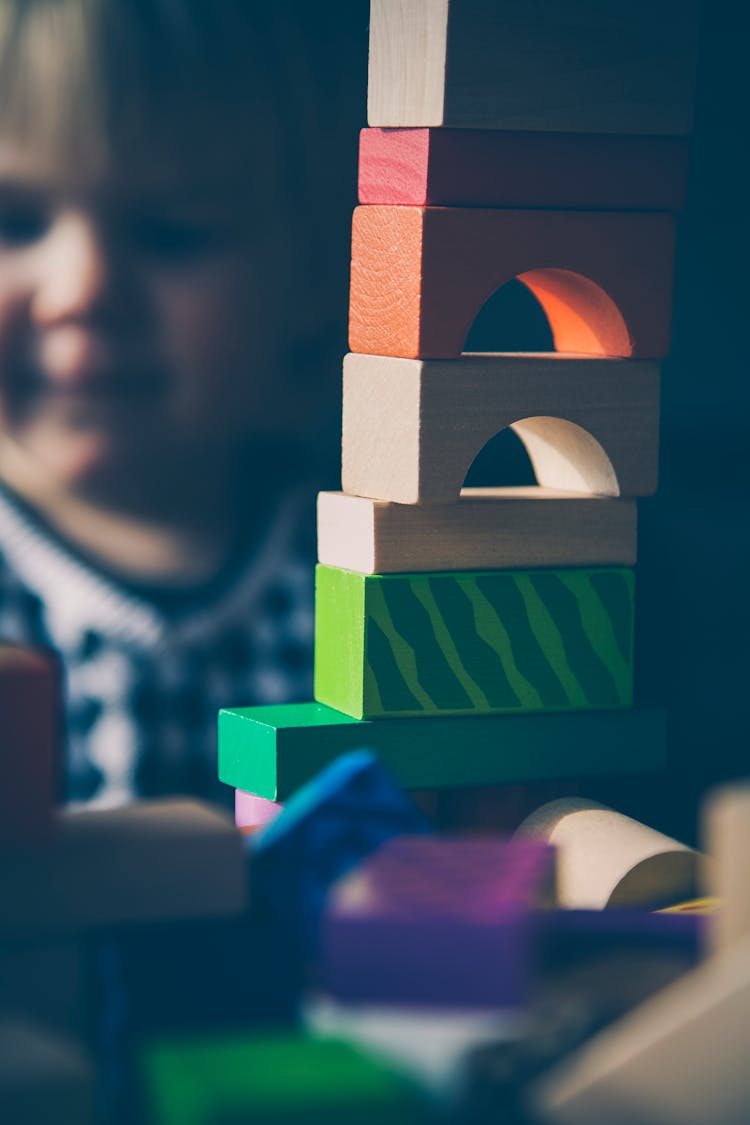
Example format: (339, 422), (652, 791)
(349, 207), (675, 359)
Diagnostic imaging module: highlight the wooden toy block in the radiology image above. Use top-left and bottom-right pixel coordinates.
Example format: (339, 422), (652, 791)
(318, 488), (638, 574)
(234, 790), (283, 831)
(0, 644), (60, 846)
(140, 1032), (430, 1125)
(0, 799), (246, 938)
(314, 564), (634, 720)
(0, 940), (87, 1038)
(518, 798), (700, 910)
(0, 1019), (94, 1125)
(531, 932), (750, 1125)
(349, 206), (674, 360)
(367, 0), (699, 135)
(703, 781), (750, 954)
(321, 836), (555, 1007)
(342, 353), (660, 503)
(358, 128), (689, 210)
(249, 749), (430, 954)
(218, 703), (667, 801)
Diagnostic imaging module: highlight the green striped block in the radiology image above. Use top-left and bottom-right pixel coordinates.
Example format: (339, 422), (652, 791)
(314, 565), (634, 720)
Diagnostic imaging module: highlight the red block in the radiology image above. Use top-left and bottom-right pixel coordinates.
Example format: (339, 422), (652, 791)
(0, 645), (60, 846)
(358, 128), (689, 211)
(349, 206), (674, 359)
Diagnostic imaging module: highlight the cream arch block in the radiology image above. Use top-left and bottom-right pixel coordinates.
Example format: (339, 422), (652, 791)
(342, 353), (659, 504)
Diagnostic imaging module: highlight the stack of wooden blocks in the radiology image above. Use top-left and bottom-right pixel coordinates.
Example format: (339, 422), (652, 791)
(219, 0), (698, 828)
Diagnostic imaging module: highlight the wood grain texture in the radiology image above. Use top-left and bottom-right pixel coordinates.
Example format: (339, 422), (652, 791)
(0, 800), (245, 938)
(0, 645), (60, 847)
(703, 782), (750, 955)
(218, 703), (667, 801)
(342, 353), (659, 503)
(368, 0), (699, 135)
(349, 206), (675, 359)
(314, 564), (634, 720)
(318, 488), (637, 573)
(358, 128), (689, 210)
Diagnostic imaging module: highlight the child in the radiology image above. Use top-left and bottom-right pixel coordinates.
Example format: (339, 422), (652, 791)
(0, 0), (359, 807)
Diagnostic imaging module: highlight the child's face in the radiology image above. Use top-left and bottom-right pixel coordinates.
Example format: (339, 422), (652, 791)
(0, 139), (294, 497)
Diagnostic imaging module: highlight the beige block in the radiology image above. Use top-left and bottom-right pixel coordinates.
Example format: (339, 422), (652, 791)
(0, 799), (246, 938)
(341, 353), (659, 504)
(703, 781), (750, 954)
(517, 798), (700, 909)
(317, 488), (637, 573)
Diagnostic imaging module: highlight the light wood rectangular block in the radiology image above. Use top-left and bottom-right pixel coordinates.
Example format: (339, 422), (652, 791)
(703, 781), (750, 955)
(318, 489), (637, 573)
(368, 0), (699, 135)
(342, 353), (659, 503)
(0, 800), (246, 939)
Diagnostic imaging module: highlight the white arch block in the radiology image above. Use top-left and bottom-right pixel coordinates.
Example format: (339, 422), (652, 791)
(342, 353), (659, 504)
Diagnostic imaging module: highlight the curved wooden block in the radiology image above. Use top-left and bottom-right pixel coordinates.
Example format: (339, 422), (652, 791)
(349, 206), (674, 360)
(342, 353), (659, 503)
(358, 129), (689, 210)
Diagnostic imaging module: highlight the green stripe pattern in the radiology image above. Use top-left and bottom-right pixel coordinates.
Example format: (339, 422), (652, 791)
(314, 564), (634, 720)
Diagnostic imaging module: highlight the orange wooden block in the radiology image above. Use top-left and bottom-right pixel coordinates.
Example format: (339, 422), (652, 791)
(349, 206), (674, 360)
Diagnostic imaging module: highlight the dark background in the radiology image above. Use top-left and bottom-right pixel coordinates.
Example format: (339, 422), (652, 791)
(319, 1), (749, 845)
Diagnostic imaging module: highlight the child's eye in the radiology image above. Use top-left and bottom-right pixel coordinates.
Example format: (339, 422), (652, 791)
(0, 202), (50, 246)
(128, 216), (228, 263)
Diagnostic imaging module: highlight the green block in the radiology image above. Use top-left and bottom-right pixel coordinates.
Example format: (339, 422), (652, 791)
(218, 702), (666, 800)
(140, 1033), (428, 1125)
(315, 564), (634, 719)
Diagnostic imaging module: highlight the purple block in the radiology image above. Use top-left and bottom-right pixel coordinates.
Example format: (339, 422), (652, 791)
(321, 836), (555, 1009)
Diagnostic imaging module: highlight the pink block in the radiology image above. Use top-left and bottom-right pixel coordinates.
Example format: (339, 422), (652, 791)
(235, 790), (283, 830)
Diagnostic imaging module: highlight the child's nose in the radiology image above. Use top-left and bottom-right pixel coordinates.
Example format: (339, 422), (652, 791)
(30, 213), (119, 327)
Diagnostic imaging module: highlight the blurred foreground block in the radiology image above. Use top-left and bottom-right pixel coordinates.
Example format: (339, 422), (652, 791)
(0, 1019), (94, 1124)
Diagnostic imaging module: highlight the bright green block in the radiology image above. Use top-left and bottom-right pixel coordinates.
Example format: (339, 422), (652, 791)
(218, 702), (666, 800)
(140, 1033), (428, 1125)
(315, 564), (634, 719)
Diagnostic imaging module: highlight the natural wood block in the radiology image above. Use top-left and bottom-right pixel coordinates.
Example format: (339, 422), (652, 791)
(531, 933), (750, 1125)
(518, 798), (700, 910)
(359, 128), (689, 210)
(318, 489), (637, 574)
(314, 564), (634, 720)
(368, 0), (699, 135)
(703, 782), (750, 955)
(0, 1020), (94, 1125)
(0, 800), (246, 938)
(350, 207), (674, 360)
(0, 645), (61, 847)
(342, 353), (659, 503)
(218, 703), (666, 801)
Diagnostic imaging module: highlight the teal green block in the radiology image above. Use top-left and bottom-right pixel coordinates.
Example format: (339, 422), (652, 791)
(218, 702), (666, 800)
(141, 1033), (428, 1125)
(315, 564), (634, 719)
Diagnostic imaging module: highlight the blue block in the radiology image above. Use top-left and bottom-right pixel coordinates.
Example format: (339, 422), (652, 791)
(249, 749), (431, 957)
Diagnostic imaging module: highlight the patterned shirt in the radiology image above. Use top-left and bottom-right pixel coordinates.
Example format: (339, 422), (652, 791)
(0, 483), (316, 809)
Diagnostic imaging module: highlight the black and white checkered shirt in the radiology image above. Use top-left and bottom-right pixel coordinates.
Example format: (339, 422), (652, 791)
(0, 483), (316, 808)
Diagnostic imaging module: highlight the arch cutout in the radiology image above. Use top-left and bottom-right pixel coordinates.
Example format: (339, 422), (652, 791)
(462, 268), (631, 358)
(461, 416), (620, 497)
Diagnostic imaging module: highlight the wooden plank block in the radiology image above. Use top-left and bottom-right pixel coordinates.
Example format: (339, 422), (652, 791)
(517, 798), (700, 910)
(342, 354), (660, 503)
(218, 704), (666, 801)
(531, 933), (750, 1125)
(140, 1032), (431, 1125)
(0, 645), (60, 847)
(349, 206), (674, 360)
(322, 836), (555, 1007)
(368, 0), (699, 135)
(314, 564), (634, 720)
(0, 799), (246, 938)
(358, 128), (689, 210)
(318, 489), (638, 573)
(0, 1020), (94, 1125)
(703, 781), (750, 954)
(250, 749), (429, 955)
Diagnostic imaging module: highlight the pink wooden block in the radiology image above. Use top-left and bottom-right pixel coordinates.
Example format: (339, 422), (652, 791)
(234, 790), (283, 831)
